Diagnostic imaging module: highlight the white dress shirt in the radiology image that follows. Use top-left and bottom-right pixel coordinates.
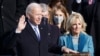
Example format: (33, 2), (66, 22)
(76, 0), (82, 3)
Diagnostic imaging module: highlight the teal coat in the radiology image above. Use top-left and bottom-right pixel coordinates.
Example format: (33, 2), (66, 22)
(59, 32), (94, 56)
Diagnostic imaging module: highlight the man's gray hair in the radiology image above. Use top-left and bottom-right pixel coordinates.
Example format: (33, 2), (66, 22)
(40, 3), (48, 12)
(26, 2), (41, 17)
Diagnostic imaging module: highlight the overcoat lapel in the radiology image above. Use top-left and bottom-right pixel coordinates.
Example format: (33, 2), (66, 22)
(78, 33), (87, 52)
(38, 25), (48, 42)
(67, 33), (87, 51)
(26, 22), (39, 41)
(67, 34), (74, 50)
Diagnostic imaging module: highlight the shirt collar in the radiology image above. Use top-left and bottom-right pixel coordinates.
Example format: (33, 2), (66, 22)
(28, 20), (38, 29)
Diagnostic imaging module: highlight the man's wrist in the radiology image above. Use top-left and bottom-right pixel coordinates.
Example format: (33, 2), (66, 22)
(61, 46), (67, 52)
(15, 28), (22, 33)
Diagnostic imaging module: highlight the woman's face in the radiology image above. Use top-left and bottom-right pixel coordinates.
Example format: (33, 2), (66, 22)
(53, 9), (64, 24)
(55, 9), (64, 18)
(71, 19), (82, 35)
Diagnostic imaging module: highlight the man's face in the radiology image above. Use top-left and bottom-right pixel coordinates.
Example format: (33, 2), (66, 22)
(29, 7), (42, 26)
(42, 11), (49, 19)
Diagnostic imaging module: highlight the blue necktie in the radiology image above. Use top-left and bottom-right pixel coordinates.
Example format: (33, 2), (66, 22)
(34, 27), (40, 41)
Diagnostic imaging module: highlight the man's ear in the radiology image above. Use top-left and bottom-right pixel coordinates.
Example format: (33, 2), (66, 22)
(26, 14), (30, 19)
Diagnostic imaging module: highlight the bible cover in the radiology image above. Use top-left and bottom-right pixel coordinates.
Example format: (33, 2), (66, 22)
(63, 52), (90, 56)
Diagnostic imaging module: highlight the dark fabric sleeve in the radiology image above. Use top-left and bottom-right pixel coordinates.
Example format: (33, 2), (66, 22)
(1, 29), (20, 49)
(48, 25), (63, 54)
(0, 28), (21, 55)
(48, 45), (63, 54)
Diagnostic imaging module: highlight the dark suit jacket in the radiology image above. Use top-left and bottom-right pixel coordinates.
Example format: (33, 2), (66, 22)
(39, 0), (51, 4)
(2, 20), (62, 56)
(26, 0), (51, 5)
(47, 25), (62, 56)
(0, 0), (27, 37)
(0, 0), (27, 55)
(66, 0), (73, 14)
(94, 1), (100, 56)
(40, 17), (62, 56)
(72, 0), (82, 12)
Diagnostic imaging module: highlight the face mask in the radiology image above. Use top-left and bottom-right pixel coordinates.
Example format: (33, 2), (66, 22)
(41, 17), (48, 25)
(53, 16), (64, 24)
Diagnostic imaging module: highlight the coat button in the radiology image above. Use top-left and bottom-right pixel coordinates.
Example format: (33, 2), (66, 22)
(2, 16), (4, 19)
(1, 5), (3, 8)
(48, 33), (50, 36)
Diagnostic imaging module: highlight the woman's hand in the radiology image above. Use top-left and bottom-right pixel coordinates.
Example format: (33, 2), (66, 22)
(62, 46), (79, 54)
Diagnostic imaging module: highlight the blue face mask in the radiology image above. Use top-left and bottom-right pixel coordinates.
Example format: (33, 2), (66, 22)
(53, 16), (64, 24)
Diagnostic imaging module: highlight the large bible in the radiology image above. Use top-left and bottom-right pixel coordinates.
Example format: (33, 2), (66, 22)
(63, 52), (90, 56)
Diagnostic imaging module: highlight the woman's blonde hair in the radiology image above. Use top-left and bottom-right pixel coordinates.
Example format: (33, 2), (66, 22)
(66, 12), (87, 32)
(52, 4), (69, 34)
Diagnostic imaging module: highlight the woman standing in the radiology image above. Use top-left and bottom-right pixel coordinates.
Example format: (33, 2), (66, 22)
(51, 4), (69, 34)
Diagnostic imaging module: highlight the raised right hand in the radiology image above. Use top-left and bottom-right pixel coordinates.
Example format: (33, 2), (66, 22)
(16, 15), (27, 32)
